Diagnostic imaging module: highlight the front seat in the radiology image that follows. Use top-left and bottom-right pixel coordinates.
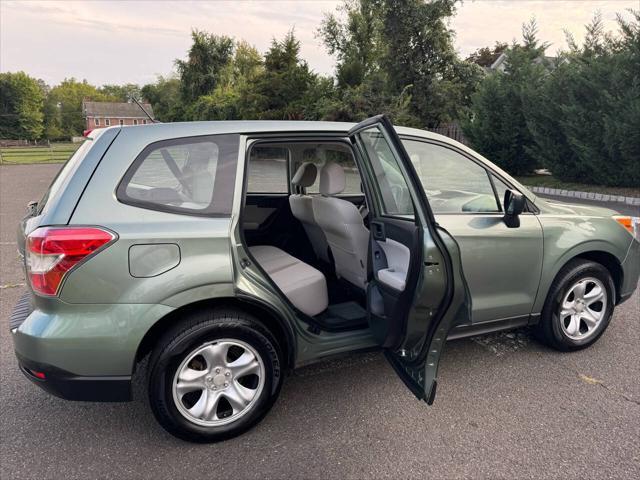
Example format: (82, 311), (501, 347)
(289, 163), (330, 262)
(312, 162), (370, 289)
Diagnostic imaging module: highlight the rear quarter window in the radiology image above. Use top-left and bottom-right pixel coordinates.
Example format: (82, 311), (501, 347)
(117, 134), (239, 216)
(37, 139), (93, 215)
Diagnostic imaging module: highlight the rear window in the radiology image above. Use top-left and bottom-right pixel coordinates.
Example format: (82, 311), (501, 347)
(38, 139), (93, 215)
(117, 134), (239, 216)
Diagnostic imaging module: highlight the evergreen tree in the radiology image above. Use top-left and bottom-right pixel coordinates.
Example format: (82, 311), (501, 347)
(175, 31), (235, 103)
(463, 20), (548, 174)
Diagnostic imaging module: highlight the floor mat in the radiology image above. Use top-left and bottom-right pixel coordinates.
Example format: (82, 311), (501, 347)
(328, 301), (367, 321)
(317, 301), (368, 331)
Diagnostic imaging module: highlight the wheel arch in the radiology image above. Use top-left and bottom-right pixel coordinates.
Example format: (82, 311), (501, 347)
(133, 296), (296, 373)
(573, 250), (623, 303)
(536, 248), (624, 314)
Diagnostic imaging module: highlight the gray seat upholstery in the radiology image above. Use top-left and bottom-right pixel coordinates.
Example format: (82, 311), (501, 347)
(312, 162), (370, 289)
(289, 163), (330, 262)
(249, 245), (328, 317)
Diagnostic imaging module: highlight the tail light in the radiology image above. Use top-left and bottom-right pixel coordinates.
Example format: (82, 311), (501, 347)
(26, 227), (115, 296)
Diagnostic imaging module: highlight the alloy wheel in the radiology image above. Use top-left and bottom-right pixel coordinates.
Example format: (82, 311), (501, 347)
(172, 339), (265, 427)
(558, 277), (607, 341)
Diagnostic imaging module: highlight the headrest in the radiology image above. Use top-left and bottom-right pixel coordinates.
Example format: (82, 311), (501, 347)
(291, 162), (317, 188)
(319, 162), (346, 196)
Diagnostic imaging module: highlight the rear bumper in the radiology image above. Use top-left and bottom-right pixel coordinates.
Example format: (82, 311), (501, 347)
(11, 293), (132, 401)
(17, 354), (131, 402)
(10, 293), (173, 402)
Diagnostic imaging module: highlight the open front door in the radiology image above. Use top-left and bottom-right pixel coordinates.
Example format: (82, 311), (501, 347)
(349, 115), (471, 404)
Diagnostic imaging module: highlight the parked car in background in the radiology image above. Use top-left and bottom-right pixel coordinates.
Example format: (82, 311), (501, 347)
(11, 116), (639, 442)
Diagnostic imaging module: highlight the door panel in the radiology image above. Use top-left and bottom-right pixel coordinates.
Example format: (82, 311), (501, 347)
(243, 203), (277, 231)
(436, 214), (543, 323)
(349, 115), (472, 403)
(367, 218), (423, 348)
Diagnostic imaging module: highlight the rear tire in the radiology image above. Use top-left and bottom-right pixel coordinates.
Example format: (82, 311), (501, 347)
(148, 309), (283, 442)
(536, 259), (615, 351)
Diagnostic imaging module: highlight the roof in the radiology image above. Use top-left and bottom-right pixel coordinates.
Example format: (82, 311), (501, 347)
(82, 101), (154, 119)
(95, 119), (458, 142)
(489, 52), (508, 70)
(489, 52), (558, 71)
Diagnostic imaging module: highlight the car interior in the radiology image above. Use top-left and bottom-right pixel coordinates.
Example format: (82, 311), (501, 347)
(241, 140), (373, 332)
(240, 136), (418, 339)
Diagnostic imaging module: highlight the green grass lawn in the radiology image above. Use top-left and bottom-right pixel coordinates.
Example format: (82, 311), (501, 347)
(516, 175), (640, 198)
(0, 143), (81, 164)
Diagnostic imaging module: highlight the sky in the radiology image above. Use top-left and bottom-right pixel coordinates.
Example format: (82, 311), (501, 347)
(0, 0), (636, 86)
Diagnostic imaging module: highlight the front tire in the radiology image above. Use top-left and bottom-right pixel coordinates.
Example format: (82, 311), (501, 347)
(148, 309), (283, 442)
(537, 259), (615, 351)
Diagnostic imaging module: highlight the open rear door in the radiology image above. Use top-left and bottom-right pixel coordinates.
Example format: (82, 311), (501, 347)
(349, 115), (471, 404)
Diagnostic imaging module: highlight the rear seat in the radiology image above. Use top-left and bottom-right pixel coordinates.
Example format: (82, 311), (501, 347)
(249, 246), (328, 317)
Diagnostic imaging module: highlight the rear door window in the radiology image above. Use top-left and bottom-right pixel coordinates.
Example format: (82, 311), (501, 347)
(299, 146), (362, 195)
(247, 146), (289, 193)
(117, 134), (239, 215)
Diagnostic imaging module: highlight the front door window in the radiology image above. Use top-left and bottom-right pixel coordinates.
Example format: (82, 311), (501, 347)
(403, 139), (500, 214)
(357, 126), (414, 218)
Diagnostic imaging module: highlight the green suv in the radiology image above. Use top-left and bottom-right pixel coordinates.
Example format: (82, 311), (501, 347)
(11, 116), (639, 442)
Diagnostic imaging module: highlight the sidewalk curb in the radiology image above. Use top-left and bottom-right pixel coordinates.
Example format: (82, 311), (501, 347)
(530, 186), (640, 206)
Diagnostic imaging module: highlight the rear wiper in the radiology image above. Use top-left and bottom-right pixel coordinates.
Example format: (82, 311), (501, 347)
(26, 200), (38, 216)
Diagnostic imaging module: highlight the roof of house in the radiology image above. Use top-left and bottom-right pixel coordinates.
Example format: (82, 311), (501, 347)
(489, 52), (558, 71)
(82, 101), (154, 119)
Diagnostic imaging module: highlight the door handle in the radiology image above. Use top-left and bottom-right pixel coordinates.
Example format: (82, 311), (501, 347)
(372, 221), (386, 240)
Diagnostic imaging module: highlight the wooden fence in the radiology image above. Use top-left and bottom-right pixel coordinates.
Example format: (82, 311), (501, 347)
(0, 143), (80, 164)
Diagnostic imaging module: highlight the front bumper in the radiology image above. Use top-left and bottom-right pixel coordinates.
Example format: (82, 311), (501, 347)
(620, 236), (640, 302)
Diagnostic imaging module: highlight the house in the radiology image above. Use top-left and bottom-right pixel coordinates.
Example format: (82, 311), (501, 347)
(488, 52), (559, 72)
(82, 101), (154, 131)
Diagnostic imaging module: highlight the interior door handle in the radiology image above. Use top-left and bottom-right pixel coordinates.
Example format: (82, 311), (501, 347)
(372, 222), (386, 240)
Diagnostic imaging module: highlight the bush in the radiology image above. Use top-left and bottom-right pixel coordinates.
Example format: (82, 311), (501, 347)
(465, 14), (640, 187)
(463, 30), (547, 175)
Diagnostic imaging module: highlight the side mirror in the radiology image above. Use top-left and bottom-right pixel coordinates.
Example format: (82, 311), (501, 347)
(503, 189), (525, 228)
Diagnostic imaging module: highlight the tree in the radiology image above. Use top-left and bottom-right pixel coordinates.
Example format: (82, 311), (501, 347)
(47, 78), (110, 136)
(186, 41), (266, 121)
(233, 41), (264, 83)
(141, 76), (184, 122)
(99, 83), (142, 102)
(252, 31), (323, 120)
(318, 0), (480, 126)
(466, 42), (509, 67)
(318, 0), (384, 88)
(525, 12), (640, 186)
(175, 30), (234, 102)
(0, 72), (45, 140)
(463, 20), (548, 175)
